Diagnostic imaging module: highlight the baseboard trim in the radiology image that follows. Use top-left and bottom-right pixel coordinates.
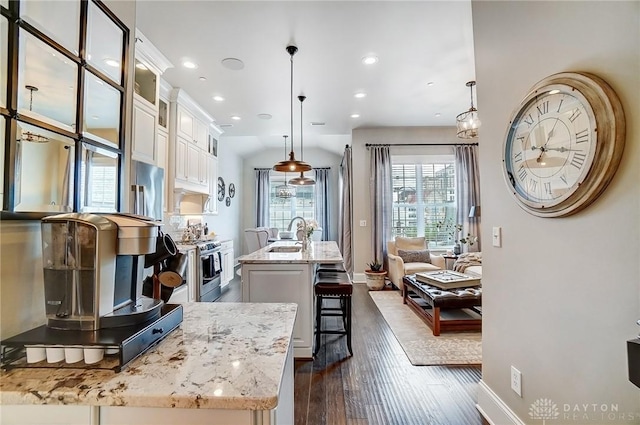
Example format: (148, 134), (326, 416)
(476, 380), (526, 425)
(353, 272), (365, 283)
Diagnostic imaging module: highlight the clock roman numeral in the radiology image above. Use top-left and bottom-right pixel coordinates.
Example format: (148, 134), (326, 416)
(556, 98), (564, 113)
(559, 173), (568, 185)
(544, 182), (552, 195)
(537, 101), (549, 116)
(570, 152), (587, 169)
(575, 129), (589, 143)
(523, 114), (535, 127)
(514, 151), (523, 162)
(568, 108), (582, 123)
(528, 179), (538, 192)
(518, 165), (527, 181)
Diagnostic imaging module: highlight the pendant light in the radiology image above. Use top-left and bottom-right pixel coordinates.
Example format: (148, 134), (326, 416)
(275, 136), (296, 199)
(273, 45), (312, 173)
(456, 81), (481, 139)
(20, 85), (49, 143)
(289, 95), (315, 186)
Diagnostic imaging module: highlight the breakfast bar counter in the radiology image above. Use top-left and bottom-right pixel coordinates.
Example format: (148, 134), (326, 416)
(0, 302), (297, 425)
(239, 241), (343, 358)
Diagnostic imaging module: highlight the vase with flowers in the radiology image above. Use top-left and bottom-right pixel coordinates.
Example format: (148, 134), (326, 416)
(296, 219), (319, 249)
(436, 218), (477, 254)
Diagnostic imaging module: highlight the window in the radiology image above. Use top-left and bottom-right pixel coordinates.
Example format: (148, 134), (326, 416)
(392, 155), (456, 248)
(269, 174), (315, 232)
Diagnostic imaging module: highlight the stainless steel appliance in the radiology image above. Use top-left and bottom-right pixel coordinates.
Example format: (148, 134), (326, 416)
(1, 213), (183, 371)
(131, 160), (164, 221)
(197, 241), (223, 302)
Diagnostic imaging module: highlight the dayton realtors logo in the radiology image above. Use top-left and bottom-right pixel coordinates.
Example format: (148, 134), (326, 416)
(529, 398), (560, 424)
(530, 398), (639, 422)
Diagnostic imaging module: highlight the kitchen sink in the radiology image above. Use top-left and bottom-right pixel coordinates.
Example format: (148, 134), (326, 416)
(268, 246), (302, 253)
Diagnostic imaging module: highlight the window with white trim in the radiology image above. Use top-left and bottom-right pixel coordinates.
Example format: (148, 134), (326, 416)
(392, 155), (456, 248)
(269, 174), (315, 232)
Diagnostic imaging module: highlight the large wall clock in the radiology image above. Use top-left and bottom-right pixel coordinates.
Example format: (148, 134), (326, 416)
(217, 177), (225, 202)
(502, 72), (625, 218)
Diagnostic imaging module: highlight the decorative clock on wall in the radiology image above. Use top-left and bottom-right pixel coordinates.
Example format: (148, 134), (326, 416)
(225, 196), (231, 207)
(217, 177), (225, 202)
(228, 183), (236, 199)
(502, 72), (625, 218)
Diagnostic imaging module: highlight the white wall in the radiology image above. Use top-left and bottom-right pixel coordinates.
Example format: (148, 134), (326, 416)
(472, 1), (640, 423)
(241, 147), (341, 255)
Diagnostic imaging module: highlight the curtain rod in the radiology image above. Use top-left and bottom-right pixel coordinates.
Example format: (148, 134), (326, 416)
(365, 142), (478, 148)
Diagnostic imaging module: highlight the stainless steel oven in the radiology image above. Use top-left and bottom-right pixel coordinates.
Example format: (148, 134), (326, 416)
(196, 241), (223, 302)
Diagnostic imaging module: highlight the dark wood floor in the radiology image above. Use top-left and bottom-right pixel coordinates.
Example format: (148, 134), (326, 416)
(219, 276), (484, 425)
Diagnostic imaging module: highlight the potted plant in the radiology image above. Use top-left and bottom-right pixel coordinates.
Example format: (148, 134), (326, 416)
(364, 260), (387, 291)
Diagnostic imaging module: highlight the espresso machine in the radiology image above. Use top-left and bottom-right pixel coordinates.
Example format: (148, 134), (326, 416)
(1, 213), (183, 371)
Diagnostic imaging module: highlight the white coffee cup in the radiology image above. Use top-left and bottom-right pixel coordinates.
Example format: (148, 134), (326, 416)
(105, 346), (119, 355)
(83, 347), (104, 364)
(25, 345), (46, 363)
(64, 346), (84, 363)
(46, 346), (65, 363)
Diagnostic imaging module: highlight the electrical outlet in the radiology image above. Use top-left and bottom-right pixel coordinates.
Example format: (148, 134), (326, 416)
(511, 366), (522, 397)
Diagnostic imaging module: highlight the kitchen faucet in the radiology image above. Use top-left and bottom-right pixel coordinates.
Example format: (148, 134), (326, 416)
(287, 216), (308, 251)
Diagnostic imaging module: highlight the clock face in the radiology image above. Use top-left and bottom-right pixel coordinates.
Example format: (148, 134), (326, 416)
(502, 72), (625, 218)
(504, 85), (596, 209)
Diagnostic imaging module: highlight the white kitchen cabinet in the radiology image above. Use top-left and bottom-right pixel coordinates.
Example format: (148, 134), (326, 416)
(156, 129), (168, 212)
(1, 405), (98, 425)
(198, 150), (209, 189)
(131, 96), (157, 165)
(175, 135), (188, 181)
(220, 239), (234, 287)
(205, 155), (218, 215)
(186, 143), (200, 184)
(176, 104), (194, 140)
(195, 119), (209, 151)
(242, 263), (314, 358)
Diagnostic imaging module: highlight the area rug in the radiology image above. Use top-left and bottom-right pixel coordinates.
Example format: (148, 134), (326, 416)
(369, 290), (482, 366)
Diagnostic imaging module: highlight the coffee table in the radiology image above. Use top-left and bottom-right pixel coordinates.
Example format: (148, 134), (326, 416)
(402, 275), (482, 336)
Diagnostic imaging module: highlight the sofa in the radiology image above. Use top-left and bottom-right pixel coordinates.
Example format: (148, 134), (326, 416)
(387, 236), (445, 291)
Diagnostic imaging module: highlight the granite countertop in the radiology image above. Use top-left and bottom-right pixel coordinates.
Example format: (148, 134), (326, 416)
(0, 302), (297, 410)
(238, 241), (343, 264)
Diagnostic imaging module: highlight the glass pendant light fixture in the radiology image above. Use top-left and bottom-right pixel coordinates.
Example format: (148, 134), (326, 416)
(456, 80), (481, 139)
(275, 136), (296, 199)
(273, 45), (312, 173)
(289, 95), (315, 186)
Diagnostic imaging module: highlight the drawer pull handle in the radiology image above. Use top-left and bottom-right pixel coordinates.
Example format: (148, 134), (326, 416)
(152, 328), (164, 335)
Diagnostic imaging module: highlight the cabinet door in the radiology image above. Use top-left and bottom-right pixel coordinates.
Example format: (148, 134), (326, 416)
(132, 98), (157, 164)
(177, 105), (194, 140)
(1, 405), (98, 425)
(195, 119), (209, 151)
(175, 136), (188, 181)
(198, 152), (209, 189)
(186, 144), (200, 184)
(207, 156), (219, 214)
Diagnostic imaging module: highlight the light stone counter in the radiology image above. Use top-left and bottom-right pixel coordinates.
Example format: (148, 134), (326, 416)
(238, 240), (343, 264)
(0, 302), (297, 411)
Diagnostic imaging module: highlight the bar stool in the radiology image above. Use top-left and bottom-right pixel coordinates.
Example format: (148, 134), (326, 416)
(315, 263), (346, 273)
(313, 270), (353, 357)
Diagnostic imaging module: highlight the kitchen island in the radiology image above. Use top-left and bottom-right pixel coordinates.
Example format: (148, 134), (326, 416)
(0, 302), (297, 425)
(239, 241), (343, 358)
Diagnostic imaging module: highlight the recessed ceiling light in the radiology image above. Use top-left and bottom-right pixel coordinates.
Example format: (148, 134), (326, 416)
(231, 115), (241, 120)
(257, 113), (272, 120)
(199, 76), (207, 81)
(104, 59), (119, 67)
(220, 124), (234, 128)
(182, 60), (198, 69)
(435, 113), (441, 117)
(362, 55), (379, 65)
(213, 95), (225, 102)
(354, 92), (367, 99)
(350, 114), (360, 118)
(135, 62), (148, 70)
(426, 81), (435, 87)
(221, 58), (245, 70)
(310, 122), (325, 126)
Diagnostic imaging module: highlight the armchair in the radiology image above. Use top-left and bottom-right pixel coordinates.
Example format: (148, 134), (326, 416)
(387, 236), (444, 291)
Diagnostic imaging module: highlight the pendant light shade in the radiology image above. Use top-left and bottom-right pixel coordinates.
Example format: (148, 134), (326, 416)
(289, 95), (315, 186)
(273, 45), (312, 173)
(276, 136), (297, 199)
(456, 81), (481, 139)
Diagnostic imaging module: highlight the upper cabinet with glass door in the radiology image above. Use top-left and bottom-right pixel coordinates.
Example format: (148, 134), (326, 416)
(1, 0), (129, 216)
(134, 30), (173, 108)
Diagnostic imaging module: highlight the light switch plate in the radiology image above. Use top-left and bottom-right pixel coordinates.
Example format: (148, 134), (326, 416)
(359, 220), (367, 227)
(492, 226), (502, 247)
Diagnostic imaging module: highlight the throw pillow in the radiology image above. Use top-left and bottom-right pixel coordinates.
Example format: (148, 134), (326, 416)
(397, 249), (431, 264)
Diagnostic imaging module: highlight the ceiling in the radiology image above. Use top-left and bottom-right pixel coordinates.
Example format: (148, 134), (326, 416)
(135, 1), (476, 157)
